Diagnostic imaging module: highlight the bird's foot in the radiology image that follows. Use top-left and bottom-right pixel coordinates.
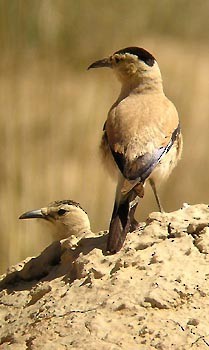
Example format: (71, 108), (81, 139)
(130, 218), (139, 232)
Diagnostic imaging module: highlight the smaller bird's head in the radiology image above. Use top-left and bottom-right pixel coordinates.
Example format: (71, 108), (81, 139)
(19, 200), (91, 240)
(88, 46), (162, 89)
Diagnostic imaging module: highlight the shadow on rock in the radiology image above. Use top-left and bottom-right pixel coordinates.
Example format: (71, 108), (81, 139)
(0, 233), (108, 292)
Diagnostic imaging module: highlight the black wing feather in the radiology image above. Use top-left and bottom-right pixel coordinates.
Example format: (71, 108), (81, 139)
(110, 125), (180, 182)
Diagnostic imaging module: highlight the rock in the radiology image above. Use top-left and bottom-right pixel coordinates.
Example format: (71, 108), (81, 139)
(0, 204), (209, 349)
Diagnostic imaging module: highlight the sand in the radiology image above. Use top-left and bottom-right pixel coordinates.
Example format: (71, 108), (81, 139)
(1, 204), (209, 349)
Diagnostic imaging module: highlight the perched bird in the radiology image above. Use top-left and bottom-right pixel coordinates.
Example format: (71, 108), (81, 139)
(88, 46), (182, 253)
(19, 200), (91, 241)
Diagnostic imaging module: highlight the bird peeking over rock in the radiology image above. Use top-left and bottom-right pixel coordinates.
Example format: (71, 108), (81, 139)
(19, 200), (91, 242)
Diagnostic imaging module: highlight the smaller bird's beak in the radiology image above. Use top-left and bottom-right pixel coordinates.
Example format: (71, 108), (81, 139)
(19, 209), (46, 220)
(87, 58), (111, 70)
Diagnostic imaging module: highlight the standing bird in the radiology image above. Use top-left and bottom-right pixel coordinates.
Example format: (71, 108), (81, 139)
(88, 47), (182, 254)
(19, 200), (91, 241)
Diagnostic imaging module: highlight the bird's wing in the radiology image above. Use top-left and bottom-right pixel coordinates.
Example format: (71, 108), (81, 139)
(109, 124), (180, 183)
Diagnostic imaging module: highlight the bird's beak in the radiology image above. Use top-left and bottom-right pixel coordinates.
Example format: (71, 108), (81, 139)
(19, 208), (47, 220)
(87, 58), (111, 70)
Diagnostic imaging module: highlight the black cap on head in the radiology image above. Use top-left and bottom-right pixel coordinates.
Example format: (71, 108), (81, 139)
(114, 47), (155, 67)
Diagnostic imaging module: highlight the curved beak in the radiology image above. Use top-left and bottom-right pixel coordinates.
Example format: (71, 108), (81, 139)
(87, 58), (111, 70)
(19, 208), (46, 220)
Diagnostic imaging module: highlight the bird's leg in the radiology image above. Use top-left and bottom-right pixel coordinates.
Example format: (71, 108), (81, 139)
(129, 196), (139, 232)
(149, 178), (164, 213)
(130, 218), (139, 232)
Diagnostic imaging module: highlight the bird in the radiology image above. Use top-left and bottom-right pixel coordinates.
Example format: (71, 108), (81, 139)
(88, 46), (183, 254)
(19, 200), (91, 241)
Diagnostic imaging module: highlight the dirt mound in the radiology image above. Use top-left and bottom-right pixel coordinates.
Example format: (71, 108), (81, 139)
(1, 204), (209, 349)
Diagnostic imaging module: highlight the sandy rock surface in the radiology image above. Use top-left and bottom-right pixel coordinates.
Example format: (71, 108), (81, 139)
(1, 204), (209, 349)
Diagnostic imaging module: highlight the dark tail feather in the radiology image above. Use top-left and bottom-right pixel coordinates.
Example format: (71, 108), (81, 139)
(107, 191), (138, 254)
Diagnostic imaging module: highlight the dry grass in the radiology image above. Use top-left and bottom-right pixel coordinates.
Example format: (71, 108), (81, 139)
(0, 1), (209, 272)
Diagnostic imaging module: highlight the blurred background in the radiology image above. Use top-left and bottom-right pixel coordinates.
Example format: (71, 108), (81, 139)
(0, 0), (209, 273)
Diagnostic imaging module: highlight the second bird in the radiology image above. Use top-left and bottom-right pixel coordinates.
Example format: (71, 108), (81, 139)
(88, 47), (182, 254)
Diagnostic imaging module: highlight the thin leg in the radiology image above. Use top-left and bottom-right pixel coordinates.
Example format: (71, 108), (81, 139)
(129, 196), (139, 232)
(130, 218), (139, 232)
(149, 178), (164, 213)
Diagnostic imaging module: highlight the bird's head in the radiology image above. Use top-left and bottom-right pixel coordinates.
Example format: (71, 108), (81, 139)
(88, 46), (162, 90)
(19, 200), (91, 240)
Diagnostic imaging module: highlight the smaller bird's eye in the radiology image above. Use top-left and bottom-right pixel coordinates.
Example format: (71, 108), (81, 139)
(115, 57), (120, 63)
(57, 209), (68, 216)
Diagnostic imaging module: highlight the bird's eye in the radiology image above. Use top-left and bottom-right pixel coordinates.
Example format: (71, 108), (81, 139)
(115, 57), (120, 63)
(57, 209), (68, 216)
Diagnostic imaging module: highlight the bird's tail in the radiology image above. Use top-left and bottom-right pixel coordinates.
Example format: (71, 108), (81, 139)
(107, 190), (139, 254)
